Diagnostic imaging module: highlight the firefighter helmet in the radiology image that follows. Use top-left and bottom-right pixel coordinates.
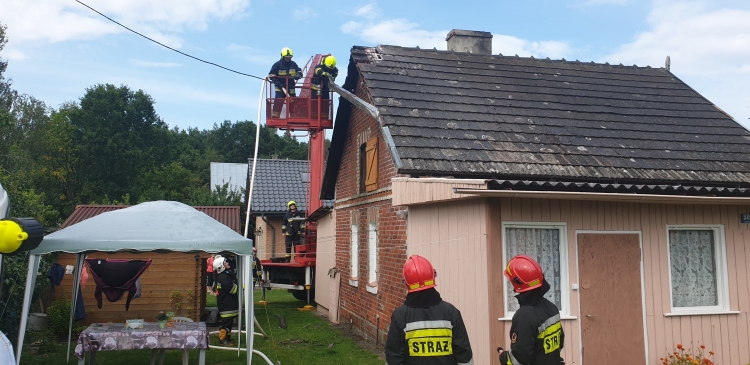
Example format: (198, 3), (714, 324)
(403, 255), (437, 293)
(287, 200), (297, 208)
(505, 255), (544, 293)
(213, 256), (227, 274)
(281, 47), (293, 57)
(324, 55), (336, 68)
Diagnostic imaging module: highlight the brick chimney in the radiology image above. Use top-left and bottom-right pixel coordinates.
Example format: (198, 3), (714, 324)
(446, 29), (493, 55)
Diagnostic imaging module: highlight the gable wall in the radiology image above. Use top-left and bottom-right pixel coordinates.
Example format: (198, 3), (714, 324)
(334, 74), (409, 344)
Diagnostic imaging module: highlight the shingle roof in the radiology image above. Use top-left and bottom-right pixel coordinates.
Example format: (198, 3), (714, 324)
(247, 159), (309, 214)
(346, 45), (750, 187)
(62, 205), (241, 233)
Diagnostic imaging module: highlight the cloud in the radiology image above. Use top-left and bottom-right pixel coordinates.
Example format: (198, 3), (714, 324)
(293, 7), (317, 21)
(341, 18), (572, 59)
(355, 3), (382, 19)
(2, 0), (251, 47)
(605, 0), (750, 125)
(131, 59), (181, 68)
(3, 48), (29, 61)
(493, 35), (572, 59)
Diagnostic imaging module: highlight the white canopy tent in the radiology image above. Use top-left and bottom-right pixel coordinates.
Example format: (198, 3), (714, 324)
(14, 201), (267, 364)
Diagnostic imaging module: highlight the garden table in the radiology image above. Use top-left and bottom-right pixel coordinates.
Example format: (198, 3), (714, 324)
(75, 322), (209, 365)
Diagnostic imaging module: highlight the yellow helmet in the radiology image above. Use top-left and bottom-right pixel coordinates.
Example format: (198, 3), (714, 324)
(287, 200), (297, 208)
(324, 55), (336, 68)
(281, 47), (293, 57)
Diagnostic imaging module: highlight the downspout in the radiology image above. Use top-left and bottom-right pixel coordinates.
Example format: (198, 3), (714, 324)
(261, 214), (276, 258)
(328, 78), (403, 170)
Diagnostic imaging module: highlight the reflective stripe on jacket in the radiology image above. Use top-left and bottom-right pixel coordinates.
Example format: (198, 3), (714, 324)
(386, 300), (474, 365)
(215, 271), (239, 318)
(499, 297), (564, 365)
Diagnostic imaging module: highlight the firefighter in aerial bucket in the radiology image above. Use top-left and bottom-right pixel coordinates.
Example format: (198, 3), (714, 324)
(385, 255), (474, 365)
(281, 201), (305, 262)
(267, 47), (302, 118)
(498, 255), (565, 365)
(311, 54), (339, 119)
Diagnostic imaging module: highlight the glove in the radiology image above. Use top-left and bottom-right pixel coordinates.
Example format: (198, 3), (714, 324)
(321, 72), (331, 77)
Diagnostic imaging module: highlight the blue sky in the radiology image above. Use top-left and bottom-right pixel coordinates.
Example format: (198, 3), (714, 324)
(2, 0), (750, 132)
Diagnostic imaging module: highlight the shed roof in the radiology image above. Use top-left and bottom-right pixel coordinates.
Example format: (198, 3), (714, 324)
(62, 204), (242, 232)
(323, 45), (750, 198)
(247, 159), (310, 215)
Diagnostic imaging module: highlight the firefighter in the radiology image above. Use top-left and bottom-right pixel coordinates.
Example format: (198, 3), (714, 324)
(311, 55), (338, 119)
(281, 201), (305, 262)
(385, 255), (474, 365)
(267, 47), (302, 118)
(213, 255), (239, 346)
(498, 255), (565, 365)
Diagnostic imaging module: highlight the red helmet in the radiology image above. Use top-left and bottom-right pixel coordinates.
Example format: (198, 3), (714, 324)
(403, 255), (437, 293)
(505, 255), (544, 293)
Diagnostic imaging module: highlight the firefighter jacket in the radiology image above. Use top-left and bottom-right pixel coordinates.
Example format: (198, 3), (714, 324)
(215, 270), (239, 319)
(311, 64), (339, 92)
(282, 210), (305, 237)
(499, 280), (564, 365)
(268, 59), (302, 94)
(385, 288), (474, 365)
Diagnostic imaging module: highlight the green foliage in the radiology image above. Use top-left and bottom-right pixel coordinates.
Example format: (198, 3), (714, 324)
(25, 329), (59, 354)
(46, 298), (86, 338)
(0, 253), (56, 345)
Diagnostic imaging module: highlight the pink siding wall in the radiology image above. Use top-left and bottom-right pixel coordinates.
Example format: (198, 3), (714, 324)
(487, 198), (750, 365)
(407, 200), (492, 365)
(314, 210), (336, 312)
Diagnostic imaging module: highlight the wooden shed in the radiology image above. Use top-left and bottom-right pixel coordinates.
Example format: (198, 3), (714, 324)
(53, 204), (241, 324)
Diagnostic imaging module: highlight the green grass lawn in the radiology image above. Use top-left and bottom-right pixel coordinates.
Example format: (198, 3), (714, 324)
(20, 290), (385, 365)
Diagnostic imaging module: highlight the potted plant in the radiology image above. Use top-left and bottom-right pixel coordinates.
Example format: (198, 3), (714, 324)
(156, 311), (168, 329)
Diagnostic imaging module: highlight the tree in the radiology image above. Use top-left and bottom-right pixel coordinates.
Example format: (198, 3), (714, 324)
(206, 120), (309, 162)
(68, 84), (171, 203)
(0, 22), (14, 127)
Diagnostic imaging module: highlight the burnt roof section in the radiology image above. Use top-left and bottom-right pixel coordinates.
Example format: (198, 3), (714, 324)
(350, 45), (750, 187)
(62, 205), (241, 233)
(247, 158), (328, 215)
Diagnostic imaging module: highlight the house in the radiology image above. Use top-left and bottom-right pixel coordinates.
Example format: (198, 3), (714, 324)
(319, 29), (750, 365)
(54, 204), (242, 323)
(239, 159), (310, 261)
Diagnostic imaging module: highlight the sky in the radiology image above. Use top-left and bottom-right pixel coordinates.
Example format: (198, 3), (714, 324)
(2, 0), (750, 132)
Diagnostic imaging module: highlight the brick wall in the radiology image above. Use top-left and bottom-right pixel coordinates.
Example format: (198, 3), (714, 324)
(334, 75), (409, 344)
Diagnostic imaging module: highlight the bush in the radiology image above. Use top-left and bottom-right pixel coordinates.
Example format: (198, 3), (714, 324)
(25, 329), (59, 354)
(46, 298), (86, 338)
(660, 343), (714, 365)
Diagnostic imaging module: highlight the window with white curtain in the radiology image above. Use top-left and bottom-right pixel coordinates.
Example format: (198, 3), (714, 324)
(350, 223), (359, 285)
(367, 221), (378, 293)
(503, 223), (568, 317)
(668, 226), (729, 313)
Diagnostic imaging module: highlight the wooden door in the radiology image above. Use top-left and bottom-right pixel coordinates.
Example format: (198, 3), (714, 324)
(578, 234), (646, 364)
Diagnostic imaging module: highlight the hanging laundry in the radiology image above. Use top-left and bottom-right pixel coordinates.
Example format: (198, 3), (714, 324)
(85, 259), (152, 311)
(80, 266), (89, 289)
(48, 262), (87, 321)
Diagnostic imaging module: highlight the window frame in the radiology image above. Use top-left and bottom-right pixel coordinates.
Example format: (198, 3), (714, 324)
(501, 222), (570, 318)
(349, 222), (359, 287)
(366, 221), (378, 294)
(666, 225), (730, 315)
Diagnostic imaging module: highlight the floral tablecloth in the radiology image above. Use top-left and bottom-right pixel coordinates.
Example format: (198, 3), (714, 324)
(74, 322), (209, 359)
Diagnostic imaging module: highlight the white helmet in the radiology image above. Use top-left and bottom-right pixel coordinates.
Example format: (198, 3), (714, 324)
(213, 256), (227, 273)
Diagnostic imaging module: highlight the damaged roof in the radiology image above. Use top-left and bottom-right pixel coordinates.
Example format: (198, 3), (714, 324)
(329, 45), (750, 192)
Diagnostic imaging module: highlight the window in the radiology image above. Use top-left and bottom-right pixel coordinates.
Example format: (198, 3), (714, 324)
(350, 222), (359, 285)
(359, 136), (378, 193)
(367, 221), (378, 293)
(667, 225), (729, 313)
(503, 223), (568, 317)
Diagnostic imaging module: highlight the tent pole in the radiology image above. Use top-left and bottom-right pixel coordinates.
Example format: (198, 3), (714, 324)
(236, 257), (243, 358)
(15, 254), (41, 365)
(244, 255), (253, 365)
(67, 253), (84, 362)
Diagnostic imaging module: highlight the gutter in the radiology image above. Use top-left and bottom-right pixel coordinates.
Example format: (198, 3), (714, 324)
(328, 78), (403, 170)
(453, 188), (750, 205)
